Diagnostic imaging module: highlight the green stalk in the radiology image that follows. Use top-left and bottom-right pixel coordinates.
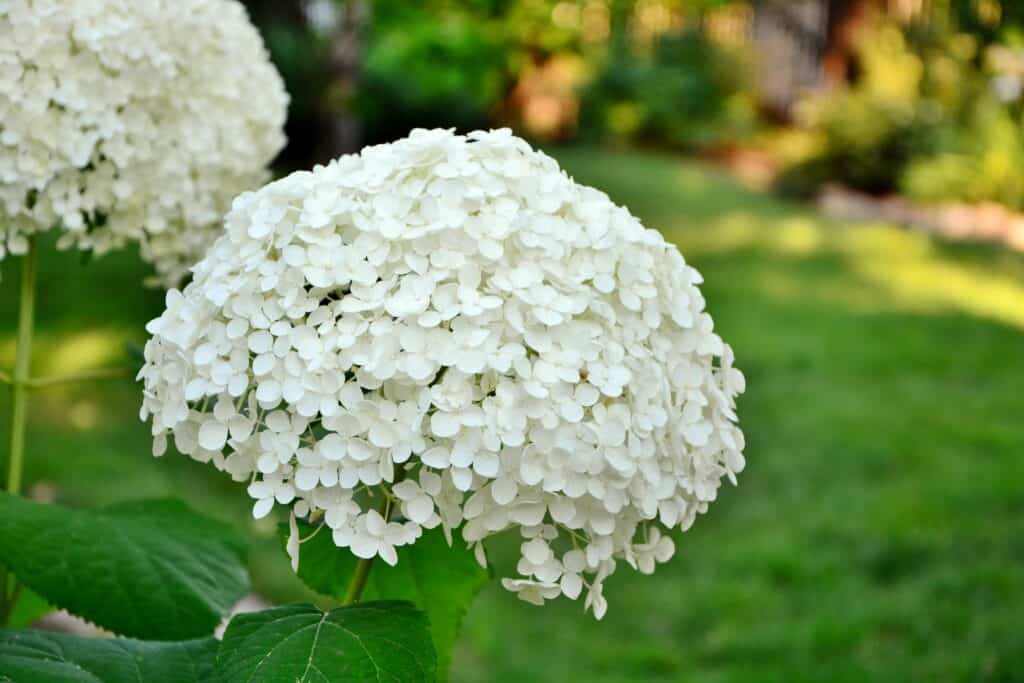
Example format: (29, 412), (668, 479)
(340, 492), (387, 605)
(7, 234), (36, 495)
(341, 555), (375, 606)
(341, 469), (405, 605)
(2, 234), (36, 623)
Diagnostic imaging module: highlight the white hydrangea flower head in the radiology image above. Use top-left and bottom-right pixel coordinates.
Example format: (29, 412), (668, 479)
(139, 129), (746, 617)
(0, 0), (288, 286)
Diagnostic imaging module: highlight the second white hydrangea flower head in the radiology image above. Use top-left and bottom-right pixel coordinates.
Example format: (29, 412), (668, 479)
(0, 0), (288, 286)
(139, 129), (746, 617)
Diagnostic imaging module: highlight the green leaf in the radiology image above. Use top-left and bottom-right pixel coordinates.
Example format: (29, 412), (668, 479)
(216, 601), (436, 683)
(282, 521), (489, 677)
(0, 629), (217, 683)
(6, 588), (51, 629)
(0, 493), (249, 640)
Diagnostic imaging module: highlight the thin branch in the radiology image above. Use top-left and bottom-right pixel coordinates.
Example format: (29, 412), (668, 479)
(299, 522), (326, 545)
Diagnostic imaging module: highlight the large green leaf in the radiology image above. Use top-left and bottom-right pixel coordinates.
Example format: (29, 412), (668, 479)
(217, 601), (435, 683)
(0, 629), (217, 683)
(283, 520), (490, 677)
(0, 493), (248, 640)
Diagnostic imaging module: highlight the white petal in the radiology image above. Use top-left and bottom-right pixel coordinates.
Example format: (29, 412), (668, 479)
(252, 497), (274, 520)
(351, 535), (379, 559)
(365, 509), (387, 535)
(523, 538), (551, 564)
(472, 452), (500, 478)
(561, 573), (585, 598)
(286, 513), (301, 572)
(421, 446), (450, 468)
(197, 421), (227, 451)
(406, 495), (434, 525)
(295, 468), (320, 491)
(491, 477), (518, 505)
(451, 466), (473, 491)
(379, 543), (399, 566)
(431, 411), (461, 438)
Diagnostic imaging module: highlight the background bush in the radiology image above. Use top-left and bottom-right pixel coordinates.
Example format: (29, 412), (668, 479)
(780, 6), (1024, 210)
(579, 28), (755, 150)
(356, 2), (510, 143)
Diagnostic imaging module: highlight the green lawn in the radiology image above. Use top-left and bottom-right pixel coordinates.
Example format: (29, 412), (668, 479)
(2, 147), (1023, 682)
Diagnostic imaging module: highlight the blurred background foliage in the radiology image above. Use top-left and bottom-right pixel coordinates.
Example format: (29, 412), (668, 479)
(244, 0), (1024, 215)
(778, 0), (1024, 208)
(245, 0), (760, 164)
(578, 26), (755, 149)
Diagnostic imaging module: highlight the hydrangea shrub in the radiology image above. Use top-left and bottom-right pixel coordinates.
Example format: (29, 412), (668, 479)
(0, 2), (441, 680)
(0, 0), (288, 285)
(139, 128), (746, 618)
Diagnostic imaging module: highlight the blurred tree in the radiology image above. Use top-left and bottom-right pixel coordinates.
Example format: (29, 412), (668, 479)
(323, 0), (368, 155)
(242, 0), (367, 167)
(242, 0), (330, 168)
(579, 24), (754, 149)
(239, 0), (800, 159)
(752, 0), (894, 118)
(944, 0), (1024, 45)
(753, 0), (830, 117)
(354, 0), (509, 144)
(822, 0), (879, 85)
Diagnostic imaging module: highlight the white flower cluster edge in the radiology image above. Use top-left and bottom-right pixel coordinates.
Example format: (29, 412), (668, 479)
(139, 128), (746, 618)
(0, 0), (287, 286)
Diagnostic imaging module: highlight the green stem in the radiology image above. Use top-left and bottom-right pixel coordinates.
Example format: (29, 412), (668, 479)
(340, 469), (406, 606)
(341, 555), (375, 606)
(2, 235), (36, 624)
(340, 492), (387, 606)
(7, 234), (36, 496)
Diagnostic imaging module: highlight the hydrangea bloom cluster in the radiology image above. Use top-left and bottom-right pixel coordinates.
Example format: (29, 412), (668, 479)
(139, 129), (746, 617)
(0, 0), (287, 286)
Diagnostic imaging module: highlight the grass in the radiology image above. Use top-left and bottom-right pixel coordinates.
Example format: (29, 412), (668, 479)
(2, 147), (1023, 682)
